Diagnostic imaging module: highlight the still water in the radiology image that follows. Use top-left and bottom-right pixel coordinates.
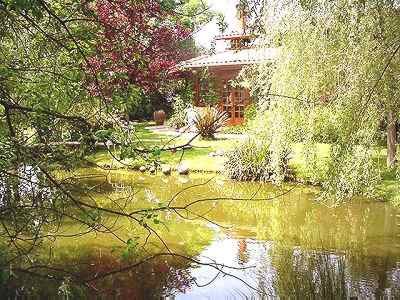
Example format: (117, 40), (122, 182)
(5, 169), (400, 299)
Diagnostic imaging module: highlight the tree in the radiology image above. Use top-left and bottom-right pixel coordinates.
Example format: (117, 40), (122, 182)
(85, 0), (218, 119)
(0, 0), (262, 296)
(86, 0), (190, 96)
(246, 0), (400, 201)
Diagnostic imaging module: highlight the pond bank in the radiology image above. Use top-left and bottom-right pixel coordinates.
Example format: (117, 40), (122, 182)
(27, 168), (400, 298)
(88, 124), (400, 205)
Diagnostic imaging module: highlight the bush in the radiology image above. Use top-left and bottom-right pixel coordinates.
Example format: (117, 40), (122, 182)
(244, 103), (257, 122)
(221, 124), (247, 134)
(194, 106), (228, 139)
(167, 96), (189, 129)
(224, 138), (290, 182)
(115, 86), (153, 121)
(127, 97), (153, 120)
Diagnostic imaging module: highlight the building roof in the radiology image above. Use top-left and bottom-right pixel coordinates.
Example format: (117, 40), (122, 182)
(178, 47), (279, 69)
(214, 33), (257, 40)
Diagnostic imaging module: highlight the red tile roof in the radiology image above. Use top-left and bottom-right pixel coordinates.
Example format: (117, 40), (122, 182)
(214, 33), (257, 40)
(179, 47), (279, 69)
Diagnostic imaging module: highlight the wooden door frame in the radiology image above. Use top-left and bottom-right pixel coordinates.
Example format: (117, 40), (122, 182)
(191, 66), (251, 125)
(229, 87), (248, 125)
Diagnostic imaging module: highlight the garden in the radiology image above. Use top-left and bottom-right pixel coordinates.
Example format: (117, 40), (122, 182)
(1, 0), (400, 298)
(89, 118), (400, 205)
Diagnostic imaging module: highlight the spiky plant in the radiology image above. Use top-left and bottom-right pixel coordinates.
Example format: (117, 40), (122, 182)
(193, 106), (228, 139)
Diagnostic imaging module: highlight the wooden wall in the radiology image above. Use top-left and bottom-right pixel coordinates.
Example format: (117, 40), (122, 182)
(192, 66), (251, 125)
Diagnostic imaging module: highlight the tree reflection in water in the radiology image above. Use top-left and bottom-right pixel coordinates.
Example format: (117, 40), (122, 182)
(251, 243), (400, 299)
(1, 170), (400, 298)
(1, 250), (194, 299)
(2, 239), (400, 299)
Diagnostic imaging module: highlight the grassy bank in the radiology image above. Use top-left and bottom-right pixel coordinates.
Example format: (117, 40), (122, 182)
(89, 123), (239, 172)
(88, 124), (400, 205)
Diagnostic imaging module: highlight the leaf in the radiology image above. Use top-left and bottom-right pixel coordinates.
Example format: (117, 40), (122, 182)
(121, 250), (129, 260)
(152, 148), (162, 157)
(94, 129), (113, 141)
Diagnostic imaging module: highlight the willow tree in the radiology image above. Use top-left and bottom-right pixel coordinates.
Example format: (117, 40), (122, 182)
(247, 0), (400, 201)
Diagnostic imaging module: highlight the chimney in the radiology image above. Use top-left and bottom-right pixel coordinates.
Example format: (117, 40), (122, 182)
(236, 2), (248, 34)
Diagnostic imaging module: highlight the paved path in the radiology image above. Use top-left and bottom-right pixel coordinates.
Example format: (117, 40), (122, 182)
(145, 125), (249, 140)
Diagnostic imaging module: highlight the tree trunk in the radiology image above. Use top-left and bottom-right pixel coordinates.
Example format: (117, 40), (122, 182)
(387, 110), (397, 168)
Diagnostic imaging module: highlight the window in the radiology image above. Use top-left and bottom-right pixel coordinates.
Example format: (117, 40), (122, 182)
(237, 88), (245, 104)
(233, 88), (246, 118)
(222, 82), (232, 118)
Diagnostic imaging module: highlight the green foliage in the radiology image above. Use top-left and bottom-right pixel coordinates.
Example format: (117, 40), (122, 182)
(193, 107), (228, 139)
(80, 209), (102, 229)
(244, 103), (257, 121)
(198, 69), (219, 105)
(245, 0), (400, 201)
(0, 0), (98, 164)
(309, 106), (341, 144)
(216, 13), (228, 33)
(171, 0), (216, 31)
(2, 0), (43, 17)
(0, 247), (10, 286)
(0, 138), (14, 169)
(167, 96), (189, 129)
(321, 146), (380, 202)
(224, 138), (290, 182)
(121, 237), (139, 260)
(94, 129), (113, 141)
(292, 143), (331, 185)
(111, 85), (146, 120)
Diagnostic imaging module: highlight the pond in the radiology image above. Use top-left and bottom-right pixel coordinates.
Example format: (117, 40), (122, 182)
(3, 169), (400, 299)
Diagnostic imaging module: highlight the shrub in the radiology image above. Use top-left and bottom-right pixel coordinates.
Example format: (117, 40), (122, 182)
(244, 103), (257, 122)
(194, 106), (228, 139)
(224, 138), (290, 182)
(221, 124), (247, 134)
(167, 96), (189, 129)
(321, 145), (380, 202)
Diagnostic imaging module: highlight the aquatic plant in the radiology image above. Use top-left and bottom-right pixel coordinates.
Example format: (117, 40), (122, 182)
(224, 138), (290, 182)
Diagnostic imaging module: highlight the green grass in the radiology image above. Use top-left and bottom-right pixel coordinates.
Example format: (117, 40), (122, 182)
(375, 146), (400, 205)
(130, 122), (171, 146)
(88, 123), (400, 204)
(88, 124), (239, 172)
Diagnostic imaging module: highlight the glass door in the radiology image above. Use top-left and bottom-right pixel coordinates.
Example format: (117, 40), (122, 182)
(222, 82), (232, 119)
(233, 88), (246, 122)
(220, 82), (248, 125)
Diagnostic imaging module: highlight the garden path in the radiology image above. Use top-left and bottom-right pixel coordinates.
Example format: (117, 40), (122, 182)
(145, 125), (249, 140)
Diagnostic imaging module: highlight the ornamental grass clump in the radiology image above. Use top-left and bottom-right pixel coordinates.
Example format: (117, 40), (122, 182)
(194, 106), (228, 139)
(224, 138), (290, 182)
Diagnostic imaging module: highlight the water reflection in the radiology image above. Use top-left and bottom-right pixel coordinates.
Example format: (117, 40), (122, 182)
(1, 169), (400, 298)
(2, 251), (195, 299)
(238, 239), (249, 265)
(175, 239), (400, 299)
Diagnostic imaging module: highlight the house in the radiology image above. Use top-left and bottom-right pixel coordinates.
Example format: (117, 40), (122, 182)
(178, 6), (278, 125)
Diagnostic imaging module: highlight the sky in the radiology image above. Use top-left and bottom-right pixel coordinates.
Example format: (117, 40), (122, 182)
(194, 0), (240, 50)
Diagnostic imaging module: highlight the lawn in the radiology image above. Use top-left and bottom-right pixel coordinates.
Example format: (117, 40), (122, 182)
(89, 123), (240, 172)
(88, 123), (400, 205)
